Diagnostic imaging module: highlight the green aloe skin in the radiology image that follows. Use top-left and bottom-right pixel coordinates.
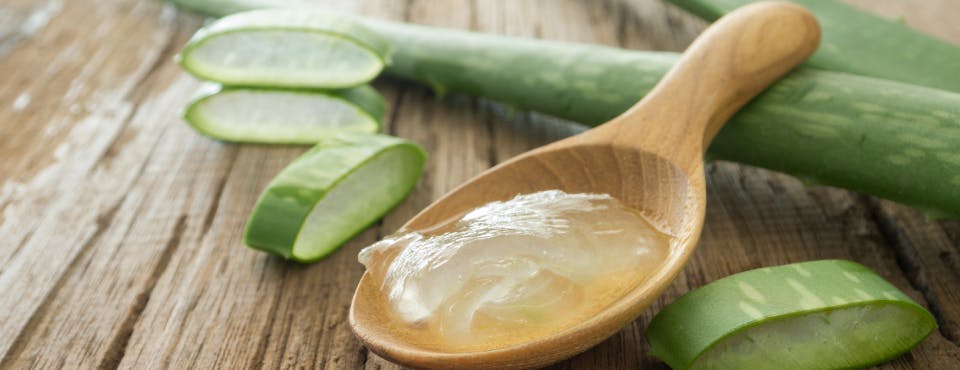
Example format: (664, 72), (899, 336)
(184, 84), (386, 144)
(646, 260), (937, 370)
(359, 23), (960, 220)
(244, 133), (426, 262)
(170, 0), (960, 219)
(669, 0), (960, 93)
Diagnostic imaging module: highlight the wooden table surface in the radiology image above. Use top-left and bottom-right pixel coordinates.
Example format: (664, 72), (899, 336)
(1, 0), (958, 369)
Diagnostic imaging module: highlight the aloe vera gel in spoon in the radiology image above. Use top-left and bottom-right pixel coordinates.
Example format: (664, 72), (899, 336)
(358, 190), (673, 352)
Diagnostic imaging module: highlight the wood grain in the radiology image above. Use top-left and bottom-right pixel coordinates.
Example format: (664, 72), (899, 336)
(0, 0), (956, 369)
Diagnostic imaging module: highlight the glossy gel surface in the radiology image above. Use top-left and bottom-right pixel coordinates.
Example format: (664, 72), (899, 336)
(358, 190), (671, 352)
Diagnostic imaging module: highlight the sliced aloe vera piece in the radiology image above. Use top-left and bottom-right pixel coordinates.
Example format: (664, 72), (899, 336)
(646, 260), (936, 370)
(178, 9), (391, 88)
(184, 84), (385, 144)
(168, 0), (292, 18)
(244, 133), (425, 262)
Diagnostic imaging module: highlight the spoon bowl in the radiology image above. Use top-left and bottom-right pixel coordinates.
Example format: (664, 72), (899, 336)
(351, 2), (820, 368)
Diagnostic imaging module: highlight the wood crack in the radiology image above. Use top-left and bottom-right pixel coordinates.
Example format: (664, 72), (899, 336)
(0, 197), (125, 368)
(126, 17), (182, 104)
(614, 0), (630, 48)
(483, 100), (499, 168)
(357, 346), (369, 366)
(250, 264), (288, 370)
(863, 196), (958, 345)
(185, 341), (206, 369)
(96, 102), (141, 169)
(1, 228), (35, 276)
(373, 216), (387, 241)
(163, 285), (205, 369)
(467, 0), (478, 31)
(0, 198), (8, 227)
(386, 87), (406, 136)
(200, 149), (238, 239)
(96, 214), (189, 370)
(98, 20), (186, 168)
(401, 0), (415, 22)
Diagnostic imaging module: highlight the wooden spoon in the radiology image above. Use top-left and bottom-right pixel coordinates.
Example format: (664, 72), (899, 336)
(351, 2), (820, 369)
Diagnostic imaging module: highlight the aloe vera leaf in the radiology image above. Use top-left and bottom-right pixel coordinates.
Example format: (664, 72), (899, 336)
(184, 84), (385, 144)
(360, 21), (960, 219)
(668, 0), (960, 93)
(244, 133), (426, 262)
(178, 8), (391, 88)
(646, 260), (937, 370)
(168, 2), (960, 219)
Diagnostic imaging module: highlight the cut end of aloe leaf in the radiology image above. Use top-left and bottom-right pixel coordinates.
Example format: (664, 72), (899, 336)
(244, 133), (426, 262)
(179, 9), (391, 88)
(184, 85), (385, 144)
(646, 260), (937, 370)
(693, 303), (933, 369)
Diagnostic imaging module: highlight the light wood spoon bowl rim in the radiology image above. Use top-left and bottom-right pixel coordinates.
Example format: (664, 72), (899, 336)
(350, 1), (821, 368)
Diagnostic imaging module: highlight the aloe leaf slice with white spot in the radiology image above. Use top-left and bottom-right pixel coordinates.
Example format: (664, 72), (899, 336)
(244, 133), (425, 262)
(178, 8), (391, 88)
(184, 84), (385, 144)
(646, 260), (936, 370)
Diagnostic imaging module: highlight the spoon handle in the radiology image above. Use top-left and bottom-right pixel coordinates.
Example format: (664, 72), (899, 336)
(602, 1), (819, 164)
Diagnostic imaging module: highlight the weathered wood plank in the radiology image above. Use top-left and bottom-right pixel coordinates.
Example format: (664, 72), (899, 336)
(0, 0), (956, 369)
(0, 0), (190, 363)
(868, 200), (960, 345)
(0, 74), (235, 369)
(117, 0), (494, 367)
(114, 145), (307, 369)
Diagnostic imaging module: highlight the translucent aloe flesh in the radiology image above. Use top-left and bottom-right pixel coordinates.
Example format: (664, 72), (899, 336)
(244, 133), (426, 262)
(178, 8), (391, 88)
(645, 260), (936, 370)
(184, 85), (385, 144)
(693, 304), (934, 369)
